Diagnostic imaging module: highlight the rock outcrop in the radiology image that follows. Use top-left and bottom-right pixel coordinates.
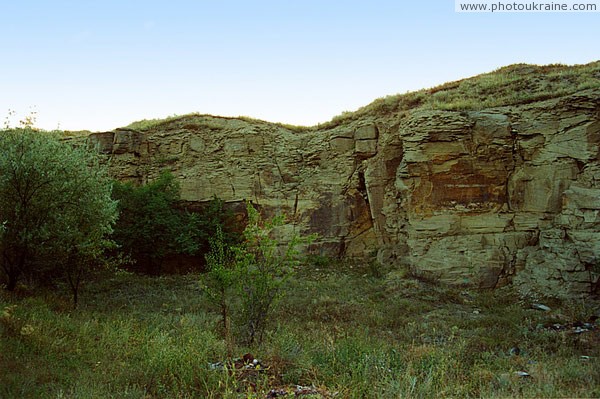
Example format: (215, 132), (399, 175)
(87, 65), (600, 298)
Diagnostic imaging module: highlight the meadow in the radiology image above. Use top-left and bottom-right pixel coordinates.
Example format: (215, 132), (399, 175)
(1, 260), (598, 398)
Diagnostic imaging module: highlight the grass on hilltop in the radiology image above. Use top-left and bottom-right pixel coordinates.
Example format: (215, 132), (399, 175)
(123, 114), (312, 134)
(325, 61), (600, 127)
(1, 260), (599, 398)
(118, 61), (600, 134)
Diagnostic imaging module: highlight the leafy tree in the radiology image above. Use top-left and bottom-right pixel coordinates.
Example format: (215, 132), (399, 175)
(112, 176), (239, 275)
(186, 195), (240, 259)
(201, 202), (314, 346)
(0, 127), (117, 300)
(201, 225), (237, 357)
(236, 203), (310, 345)
(111, 172), (190, 275)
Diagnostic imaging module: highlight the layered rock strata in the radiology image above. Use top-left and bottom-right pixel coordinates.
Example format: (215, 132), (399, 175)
(88, 89), (600, 298)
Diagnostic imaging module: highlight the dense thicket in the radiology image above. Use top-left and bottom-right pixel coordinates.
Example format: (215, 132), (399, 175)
(0, 127), (117, 302)
(111, 173), (237, 275)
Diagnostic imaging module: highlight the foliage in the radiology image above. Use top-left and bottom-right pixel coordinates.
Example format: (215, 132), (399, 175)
(235, 203), (314, 345)
(0, 127), (117, 303)
(112, 174), (238, 275)
(113, 172), (238, 275)
(201, 225), (237, 357)
(111, 172), (193, 275)
(2, 268), (599, 398)
(186, 195), (240, 261)
(201, 202), (314, 347)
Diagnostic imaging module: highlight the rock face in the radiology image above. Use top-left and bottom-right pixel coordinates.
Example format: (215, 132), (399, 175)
(88, 88), (600, 298)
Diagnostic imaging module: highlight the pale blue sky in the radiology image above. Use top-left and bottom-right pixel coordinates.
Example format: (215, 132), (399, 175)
(1, 0), (598, 131)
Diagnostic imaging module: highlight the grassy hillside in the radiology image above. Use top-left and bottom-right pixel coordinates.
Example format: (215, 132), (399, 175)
(325, 60), (600, 127)
(2, 262), (598, 398)
(116, 61), (600, 134)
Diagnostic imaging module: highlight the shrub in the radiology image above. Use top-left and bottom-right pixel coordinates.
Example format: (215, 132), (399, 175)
(0, 127), (117, 305)
(201, 225), (237, 357)
(112, 175), (236, 275)
(202, 202), (314, 346)
(235, 203), (314, 345)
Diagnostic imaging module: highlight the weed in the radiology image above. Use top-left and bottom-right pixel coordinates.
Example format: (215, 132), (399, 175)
(1, 265), (599, 398)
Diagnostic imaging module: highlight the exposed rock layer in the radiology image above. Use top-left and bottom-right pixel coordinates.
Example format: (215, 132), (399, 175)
(88, 89), (600, 298)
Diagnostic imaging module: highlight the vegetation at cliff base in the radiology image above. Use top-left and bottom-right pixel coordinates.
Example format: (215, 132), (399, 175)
(0, 126), (117, 305)
(111, 175), (237, 275)
(201, 203), (314, 350)
(1, 264), (599, 398)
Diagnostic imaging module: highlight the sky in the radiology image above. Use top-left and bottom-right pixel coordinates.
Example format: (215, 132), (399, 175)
(1, 0), (599, 131)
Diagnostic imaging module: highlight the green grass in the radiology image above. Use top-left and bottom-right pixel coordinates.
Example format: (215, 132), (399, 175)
(324, 60), (600, 128)
(2, 263), (599, 398)
(116, 61), (600, 135)
(123, 113), (312, 134)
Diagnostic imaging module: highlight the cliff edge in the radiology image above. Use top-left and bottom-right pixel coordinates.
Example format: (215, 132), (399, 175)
(88, 62), (600, 298)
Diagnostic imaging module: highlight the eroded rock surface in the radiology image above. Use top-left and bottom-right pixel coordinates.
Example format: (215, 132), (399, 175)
(88, 89), (600, 298)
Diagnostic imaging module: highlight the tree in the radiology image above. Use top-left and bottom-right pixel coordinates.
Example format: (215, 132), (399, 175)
(185, 195), (240, 260)
(0, 127), (117, 299)
(112, 176), (239, 275)
(111, 172), (195, 275)
(235, 203), (310, 345)
(201, 202), (314, 346)
(201, 225), (237, 357)
(111, 172), (180, 275)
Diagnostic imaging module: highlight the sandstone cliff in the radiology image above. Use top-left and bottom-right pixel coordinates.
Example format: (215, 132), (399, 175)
(88, 62), (600, 298)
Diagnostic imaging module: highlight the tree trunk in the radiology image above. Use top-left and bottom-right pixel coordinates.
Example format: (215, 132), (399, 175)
(2, 252), (21, 291)
(72, 286), (78, 309)
(66, 255), (81, 309)
(68, 272), (80, 309)
(6, 274), (17, 291)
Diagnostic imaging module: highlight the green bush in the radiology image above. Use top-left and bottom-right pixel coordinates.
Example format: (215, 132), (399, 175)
(0, 127), (117, 305)
(202, 202), (315, 347)
(112, 175), (237, 275)
(111, 172), (188, 275)
(235, 203), (314, 345)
